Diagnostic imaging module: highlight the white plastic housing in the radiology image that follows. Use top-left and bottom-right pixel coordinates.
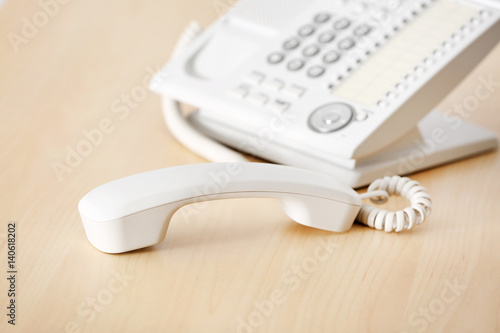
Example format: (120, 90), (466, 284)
(78, 163), (362, 253)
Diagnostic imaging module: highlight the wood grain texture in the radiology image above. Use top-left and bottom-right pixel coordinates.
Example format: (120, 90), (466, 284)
(0, 0), (499, 332)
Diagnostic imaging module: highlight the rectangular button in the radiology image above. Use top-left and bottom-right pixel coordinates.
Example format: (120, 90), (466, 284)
(283, 84), (306, 97)
(262, 78), (284, 91)
(228, 86), (249, 99)
(247, 93), (269, 106)
(244, 71), (265, 85)
(268, 99), (290, 112)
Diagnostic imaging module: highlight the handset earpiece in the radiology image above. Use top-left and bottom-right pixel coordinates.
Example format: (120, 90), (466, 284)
(78, 163), (362, 253)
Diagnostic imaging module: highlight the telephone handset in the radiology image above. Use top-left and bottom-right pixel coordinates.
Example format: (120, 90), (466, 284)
(150, 0), (500, 187)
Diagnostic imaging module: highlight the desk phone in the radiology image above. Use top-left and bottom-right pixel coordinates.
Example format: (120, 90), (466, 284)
(150, 0), (500, 187)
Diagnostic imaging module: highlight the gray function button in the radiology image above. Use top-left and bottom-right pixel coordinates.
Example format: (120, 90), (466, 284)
(267, 52), (285, 64)
(307, 66), (326, 78)
(308, 103), (354, 133)
(283, 38), (301, 50)
(318, 31), (336, 44)
(333, 17), (351, 30)
(338, 37), (355, 50)
(303, 45), (320, 57)
(323, 50), (341, 64)
(314, 12), (331, 23)
(287, 58), (305, 71)
(353, 24), (372, 36)
(298, 25), (316, 37)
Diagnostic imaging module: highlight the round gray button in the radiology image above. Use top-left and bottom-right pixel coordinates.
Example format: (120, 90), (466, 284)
(267, 52), (285, 64)
(334, 17), (351, 30)
(323, 51), (340, 64)
(354, 24), (372, 36)
(307, 65), (325, 78)
(283, 38), (300, 50)
(318, 31), (336, 44)
(308, 103), (354, 133)
(338, 37), (355, 50)
(314, 12), (331, 23)
(287, 58), (305, 71)
(303, 45), (320, 57)
(298, 25), (316, 37)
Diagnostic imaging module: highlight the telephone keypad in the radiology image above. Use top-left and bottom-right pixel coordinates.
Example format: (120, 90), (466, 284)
(267, 10), (377, 80)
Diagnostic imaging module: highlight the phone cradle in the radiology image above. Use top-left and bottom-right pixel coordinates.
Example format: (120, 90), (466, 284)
(188, 110), (498, 187)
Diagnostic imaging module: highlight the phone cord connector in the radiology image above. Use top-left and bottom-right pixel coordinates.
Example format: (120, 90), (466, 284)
(357, 176), (432, 232)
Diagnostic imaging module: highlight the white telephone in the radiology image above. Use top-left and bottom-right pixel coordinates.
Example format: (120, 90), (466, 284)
(150, 0), (500, 187)
(78, 0), (499, 253)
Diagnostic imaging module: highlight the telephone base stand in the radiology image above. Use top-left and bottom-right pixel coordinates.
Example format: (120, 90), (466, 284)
(189, 110), (498, 188)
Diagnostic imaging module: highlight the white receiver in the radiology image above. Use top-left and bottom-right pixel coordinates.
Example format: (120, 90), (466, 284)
(78, 163), (362, 253)
(79, 163), (432, 254)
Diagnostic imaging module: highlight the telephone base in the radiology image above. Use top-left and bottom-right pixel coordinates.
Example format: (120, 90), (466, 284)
(188, 110), (498, 188)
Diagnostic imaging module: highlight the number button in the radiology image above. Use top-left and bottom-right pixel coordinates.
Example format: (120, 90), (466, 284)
(267, 52), (285, 64)
(323, 51), (341, 64)
(338, 37), (355, 50)
(303, 45), (320, 57)
(318, 31), (336, 44)
(353, 24), (372, 36)
(307, 66), (326, 78)
(283, 38), (301, 50)
(314, 12), (331, 23)
(333, 17), (351, 30)
(287, 58), (305, 71)
(298, 25), (316, 37)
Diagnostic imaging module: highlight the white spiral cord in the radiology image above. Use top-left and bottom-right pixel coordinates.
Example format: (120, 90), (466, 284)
(357, 176), (432, 232)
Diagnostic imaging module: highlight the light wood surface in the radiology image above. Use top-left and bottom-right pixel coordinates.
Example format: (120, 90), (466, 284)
(1, 1), (500, 332)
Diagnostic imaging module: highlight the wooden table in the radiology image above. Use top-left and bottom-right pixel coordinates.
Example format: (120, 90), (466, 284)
(1, 0), (499, 332)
